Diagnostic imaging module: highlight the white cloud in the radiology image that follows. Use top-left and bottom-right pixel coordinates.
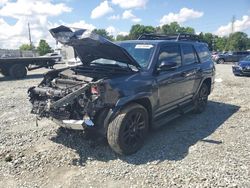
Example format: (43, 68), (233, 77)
(132, 18), (141, 23)
(106, 26), (117, 36)
(106, 26), (129, 38)
(108, 14), (120, 20)
(65, 20), (95, 31)
(122, 10), (141, 22)
(91, 0), (113, 19)
(118, 31), (129, 36)
(0, 0), (71, 18)
(159, 7), (203, 25)
(0, 0), (8, 7)
(0, 0), (95, 49)
(215, 15), (250, 36)
(112, 0), (148, 9)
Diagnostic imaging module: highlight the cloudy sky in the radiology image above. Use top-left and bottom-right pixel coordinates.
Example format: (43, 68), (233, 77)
(0, 0), (250, 49)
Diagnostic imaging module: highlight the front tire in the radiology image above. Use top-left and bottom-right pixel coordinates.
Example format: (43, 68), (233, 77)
(107, 103), (149, 155)
(193, 83), (209, 113)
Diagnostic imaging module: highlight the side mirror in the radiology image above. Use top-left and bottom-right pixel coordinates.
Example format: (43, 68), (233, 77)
(157, 61), (178, 71)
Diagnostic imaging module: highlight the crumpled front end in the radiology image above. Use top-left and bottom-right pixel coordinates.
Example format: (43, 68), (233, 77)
(28, 69), (105, 130)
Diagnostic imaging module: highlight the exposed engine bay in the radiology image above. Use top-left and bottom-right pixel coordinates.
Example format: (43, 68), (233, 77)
(29, 68), (99, 120)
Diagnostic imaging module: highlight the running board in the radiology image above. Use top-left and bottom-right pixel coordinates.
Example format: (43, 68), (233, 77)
(152, 103), (194, 129)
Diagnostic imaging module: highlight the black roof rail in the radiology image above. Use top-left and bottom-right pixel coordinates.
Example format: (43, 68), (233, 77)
(137, 33), (201, 42)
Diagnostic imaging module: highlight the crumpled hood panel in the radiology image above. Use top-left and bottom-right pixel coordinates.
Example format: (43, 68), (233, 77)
(50, 25), (140, 68)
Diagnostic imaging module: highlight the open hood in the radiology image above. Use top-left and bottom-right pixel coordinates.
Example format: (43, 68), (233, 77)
(50, 25), (141, 68)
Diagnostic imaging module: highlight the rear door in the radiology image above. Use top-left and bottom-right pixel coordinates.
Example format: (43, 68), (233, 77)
(179, 43), (201, 97)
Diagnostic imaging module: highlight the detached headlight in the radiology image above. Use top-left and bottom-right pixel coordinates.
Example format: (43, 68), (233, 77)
(233, 65), (242, 70)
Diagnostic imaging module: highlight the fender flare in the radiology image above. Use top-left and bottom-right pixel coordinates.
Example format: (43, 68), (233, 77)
(103, 92), (152, 132)
(193, 77), (213, 99)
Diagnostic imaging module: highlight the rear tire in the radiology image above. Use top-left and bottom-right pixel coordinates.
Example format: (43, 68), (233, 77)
(193, 83), (209, 113)
(107, 103), (149, 155)
(9, 64), (27, 79)
(217, 58), (225, 64)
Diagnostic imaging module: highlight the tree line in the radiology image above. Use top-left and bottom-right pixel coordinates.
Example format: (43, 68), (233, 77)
(94, 22), (250, 52)
(19, 39), (52, 56)
(19, 22), (250, 53)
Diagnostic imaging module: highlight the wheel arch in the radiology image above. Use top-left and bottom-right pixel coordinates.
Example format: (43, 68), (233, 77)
(103, 95), (153, 132)
(126, 98), (152, 126)
(203, 78), (212, 94)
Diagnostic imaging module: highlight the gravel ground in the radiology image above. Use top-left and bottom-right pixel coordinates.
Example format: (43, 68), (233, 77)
(0, 64), (249, 188)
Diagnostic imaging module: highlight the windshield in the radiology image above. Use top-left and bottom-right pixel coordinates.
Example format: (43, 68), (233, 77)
(243, 55), (250, 61)
(119, 43), (155, 68)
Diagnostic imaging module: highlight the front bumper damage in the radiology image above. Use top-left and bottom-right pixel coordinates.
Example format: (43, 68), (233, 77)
(52, 119), (93, 130)
(28, 77), (104, 130)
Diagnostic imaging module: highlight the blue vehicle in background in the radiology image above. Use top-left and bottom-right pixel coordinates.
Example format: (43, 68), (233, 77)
(213, 51), (250, 64)
(232, 55), (250, 76)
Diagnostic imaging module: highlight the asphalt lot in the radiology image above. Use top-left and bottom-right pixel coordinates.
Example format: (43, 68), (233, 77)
(0, 64), (249, 187)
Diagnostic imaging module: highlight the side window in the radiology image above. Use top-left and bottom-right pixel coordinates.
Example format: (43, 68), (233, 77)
(194, 44), (212, 63)
(181, 44), (198, 65)
(157, 44), (181, 67)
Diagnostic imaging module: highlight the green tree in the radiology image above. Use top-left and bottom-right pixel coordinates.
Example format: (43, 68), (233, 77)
(129, 24), (155, 39)
(225, 32), (248, 51)
(116, 34), (130, 41)
(214, 36), (228, 52)
(37, 39), (52, 56)
(247, 38), (250, 50)
(19, 44), (34, 51)
(92, 29), (114, 41)
(161, 22), (195, 34)
(199, 32), (214, 51)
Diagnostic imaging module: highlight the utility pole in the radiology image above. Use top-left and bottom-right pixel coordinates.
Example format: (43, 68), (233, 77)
(231, 16), (235, 34)
(28, 23), (33, 49)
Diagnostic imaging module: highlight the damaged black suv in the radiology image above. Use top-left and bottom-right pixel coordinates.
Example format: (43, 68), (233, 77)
(28, 26), (215, 155)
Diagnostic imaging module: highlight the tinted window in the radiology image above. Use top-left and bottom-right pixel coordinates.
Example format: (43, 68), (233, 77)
(194, 44), (211, 63)
(182, 44), (198, 65)
(157, 44), (181, 67)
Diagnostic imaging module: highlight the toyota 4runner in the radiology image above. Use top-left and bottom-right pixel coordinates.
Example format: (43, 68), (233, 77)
(28, 26), (215, 155)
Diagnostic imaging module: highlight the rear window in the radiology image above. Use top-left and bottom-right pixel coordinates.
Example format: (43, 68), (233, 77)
(194, 44), (211, 63)
(182, 44), (198, 65)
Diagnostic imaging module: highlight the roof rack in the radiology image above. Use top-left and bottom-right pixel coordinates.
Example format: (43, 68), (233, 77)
(137, 33), (201, 42)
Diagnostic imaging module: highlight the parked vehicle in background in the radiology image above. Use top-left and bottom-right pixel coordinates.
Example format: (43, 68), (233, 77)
(65, 57), (82, 67)
(0, 56), (60, 79)
(211, 51), (220, 61)
(43, 52), (62, 62)
(232, 55), (250, 76)
(213, 51), (250, 64)
(28, 26), (215, 155)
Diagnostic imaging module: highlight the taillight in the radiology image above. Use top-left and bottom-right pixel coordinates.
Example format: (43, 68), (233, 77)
(91, 85), (99, 95)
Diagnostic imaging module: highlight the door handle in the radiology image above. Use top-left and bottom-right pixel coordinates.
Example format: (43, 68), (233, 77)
(181, 72), (187, 77)
(181, 70), (198, 77)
